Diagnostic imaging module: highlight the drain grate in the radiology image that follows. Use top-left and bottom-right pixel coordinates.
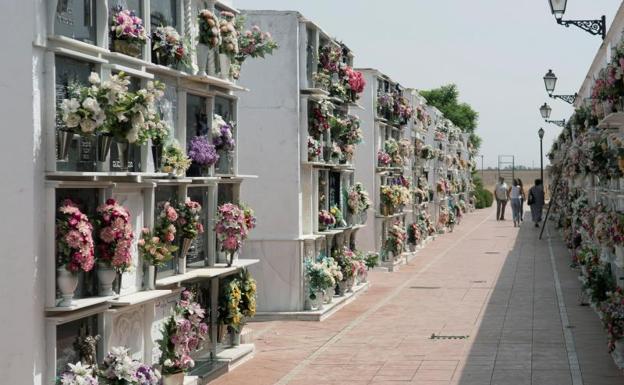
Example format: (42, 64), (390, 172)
(410, 286), (441, 289)
(471, 280), (487, 283)
(485, 251), (500, 255)
(430, 334), (469, 340)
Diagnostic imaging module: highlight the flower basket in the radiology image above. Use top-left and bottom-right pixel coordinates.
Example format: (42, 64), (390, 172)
(112, 39), (142, 57)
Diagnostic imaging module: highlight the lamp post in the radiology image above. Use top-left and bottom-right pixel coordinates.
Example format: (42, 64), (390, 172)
(543, 70), (577, 104)
(548, 0), (606, 39)
(539, 102), (566, 127)
(480, 155), (484, 180)
(538, 128), (545, 183)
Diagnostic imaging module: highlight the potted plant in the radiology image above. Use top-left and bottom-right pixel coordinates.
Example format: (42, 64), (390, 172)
(197, 9), (221, 76)
(175, 198), (204, 274)
(187, 136), (219, 176)
(56, 199), (95, 306)
(109, 6), (147, 57)
(138, 227), (177, 290)
(158, 290), (208, 385)
(95, 199), (133, 296)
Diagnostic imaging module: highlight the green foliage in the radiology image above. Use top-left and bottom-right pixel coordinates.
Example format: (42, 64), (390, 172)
(420, 84), (480, 149)
(472, 174), (493, 209)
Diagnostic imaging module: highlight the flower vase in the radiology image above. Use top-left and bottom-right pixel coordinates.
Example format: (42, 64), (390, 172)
(144, 265), (157, 290)
(616, 246), (624, 268)
(112, 39), (142, 57)
(310, 291), (324, 310)
(207, 48), (217, 76)
(218, 53), (231, 80)
(226, 251), (238, 267)
(197, 43), (210, 76)
(324, 286), (334, 303)
(358, 271), (368, 284)
(97, 133), (113, 162)
(347, 276), (355, 292)
(151, 143), (163, 171)
(603, 100), (614, 117)
(337, 280), (348, 296)
(57, 268), (79, 307)
(613, 340), (624, 367)
(117, 140), (130, 171)
(230, 329), (242, 346)
(601, 246), (613, 263)
(57, 129), (74, 161)
(97, 264), (117, 296)
(162, 372), (184, 385)
(217, 323), (227, 343)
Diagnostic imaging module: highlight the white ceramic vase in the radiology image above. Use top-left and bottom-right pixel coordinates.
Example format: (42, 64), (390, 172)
(196, 43), (210, 76)
(218, 53), (231, 80)
(57, 268), (79, 307)
(97, 264), (117, 296)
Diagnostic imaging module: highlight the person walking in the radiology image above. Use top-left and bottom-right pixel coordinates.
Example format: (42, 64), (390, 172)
(517, 178), (525, 221)
(510, 179), (522, 227)
(528, 179), (545, 228)
(494, 177), (509, 221)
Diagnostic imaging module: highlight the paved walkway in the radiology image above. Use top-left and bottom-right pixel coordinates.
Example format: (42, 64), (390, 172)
(213, 207), (624, 385)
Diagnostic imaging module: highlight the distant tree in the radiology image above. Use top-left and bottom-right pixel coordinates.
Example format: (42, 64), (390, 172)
(420, 84), (481, 149)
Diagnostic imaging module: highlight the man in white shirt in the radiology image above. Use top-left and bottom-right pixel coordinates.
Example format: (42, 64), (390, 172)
(494, 177), (509, 221)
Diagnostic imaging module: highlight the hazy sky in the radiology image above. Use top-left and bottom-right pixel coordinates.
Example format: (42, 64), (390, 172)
(235, 0), (622, 168)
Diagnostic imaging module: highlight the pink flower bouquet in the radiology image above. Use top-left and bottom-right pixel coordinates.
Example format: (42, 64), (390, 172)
(158, 290), (208, 375)
(177, 198), (204, 241)
(215, 203), (256, 266)
(138, 227), (177, 267)
(318, 210), (336, 230)
(56, 199), (95, 273)
(110, 6), (147, 43)
(96, 199), (134, 273)
(155, 201), (179, 245)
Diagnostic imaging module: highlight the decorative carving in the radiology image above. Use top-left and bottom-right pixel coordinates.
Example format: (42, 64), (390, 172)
(109, 308), (144, 359)
(73, 334), (101, 366)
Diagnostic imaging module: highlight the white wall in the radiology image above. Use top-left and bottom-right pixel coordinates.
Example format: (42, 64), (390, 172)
(237, 11), (303, 240)
(0, 0), (46, 384)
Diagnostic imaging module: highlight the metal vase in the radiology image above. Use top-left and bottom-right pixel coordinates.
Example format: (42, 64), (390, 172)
(57, 129), (74, 161)
(151, 143), (163, 171)
(97, 133), (113, 162)
(117, 140), (130, 171)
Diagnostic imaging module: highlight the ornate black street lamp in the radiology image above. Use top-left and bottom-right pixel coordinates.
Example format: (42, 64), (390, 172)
(543, 70), (577, 105)
(539, 102), (566, 127)
(548, 0), (606, 39)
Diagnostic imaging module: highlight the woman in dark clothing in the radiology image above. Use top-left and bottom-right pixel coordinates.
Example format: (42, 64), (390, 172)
(517, 178), (525, 221)
(528, 179), (545, 228)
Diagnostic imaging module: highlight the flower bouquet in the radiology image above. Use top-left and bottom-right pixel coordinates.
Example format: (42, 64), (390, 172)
(152, 26), (191, 69)
(407, 223), (422, 245)
(217, 11), (239, 79)
(318, 209), (336, 231)
(158, 290), (208, 382)
(377, 93), (394, 118)
(176, 198), (204, 264)
(56, 200), (95, 306)
(346, 182), (371, 223)
(138, 227), (176, 289)
(233, 24), (278, 79)
(332, 247), (359, 293)
(600, 289), (624, 353)
(198, 10), (221, 48)
(384, 220), (406, 259)
(345, 67), (365, 102)
(215, 203), (256, 266)
(377, 150), (392, 167)
(95, 199), (133, 296)
(58, 362), (98, 385)
(110, 6), (147, 57)
(162, 143), (192, 176)
(398, 138), (413, 159)
(187, 136), (219, 176)
(305, 260), (334, 309)
(307, 136), (322, 162)
(384, 139), (403, 167)
(318, 45), (341, 74)
(219, 269), (257, 344)
(330, 205), (347, 228)
(99, 346), (160, 385)
(310, 100), (332, 135)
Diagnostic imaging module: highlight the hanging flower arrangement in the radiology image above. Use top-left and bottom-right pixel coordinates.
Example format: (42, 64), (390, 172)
(56, 199), (95, 273)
